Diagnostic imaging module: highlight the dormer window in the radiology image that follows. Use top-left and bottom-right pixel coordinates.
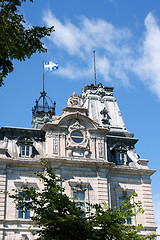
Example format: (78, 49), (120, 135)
(19, 144), (33, 158)
(111, 144), (128, 165)
(17, 136), (34, 158)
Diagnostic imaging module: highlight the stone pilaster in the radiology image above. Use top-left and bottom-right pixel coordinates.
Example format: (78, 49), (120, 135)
(141, 176), (156, 227)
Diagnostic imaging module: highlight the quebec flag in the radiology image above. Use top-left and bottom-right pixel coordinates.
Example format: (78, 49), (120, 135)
(44, 62), (59, 72)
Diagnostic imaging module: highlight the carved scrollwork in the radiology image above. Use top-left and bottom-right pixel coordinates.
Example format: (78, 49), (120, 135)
(66, 120), (89, 150)
(67, 92), (83, 107)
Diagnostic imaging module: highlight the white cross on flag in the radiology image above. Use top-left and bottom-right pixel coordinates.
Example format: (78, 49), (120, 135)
(44, 62), (59, 72)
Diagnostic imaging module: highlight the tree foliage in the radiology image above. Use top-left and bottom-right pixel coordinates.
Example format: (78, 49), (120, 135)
(8, 159), (158, 240)
(0, 0), (54, 86)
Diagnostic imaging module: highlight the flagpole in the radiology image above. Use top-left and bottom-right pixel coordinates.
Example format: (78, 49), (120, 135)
(43, 61), (45, 111)
(93, 51), (96, 86)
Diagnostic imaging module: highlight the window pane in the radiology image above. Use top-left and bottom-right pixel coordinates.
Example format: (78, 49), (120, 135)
(119, 197), (127, 207)
(79, 192), (85, 201)
(18, 193), (30, 219)
(24, 196), (30, 218)
(127, 217), (131, 225)
(73, 192), (78, 200)
(25, 211), (30, 219)
(19, 192), (24, 199)
(18, 209), (23, 218)
(71, 137), (83, 143)
(71, 131), (83, 137)
(121, 153), (124, 164)
(26, 146), (29, 156)
(117, 153), (125, 164)
(22, 146), (25, 151)
(26, 146), (29, 151)
(80, 202), (85, 211)
(75, 202), (85, 210)
(117, 153), (121, 163)
(119, 197), (131, 224)
(21, 146), (25, 156)
(75, 202), (85, 217)
(75, 202), (78, 208)
(25, 206), (30, 219)
(21, 145), (30, 157)
(73, 191), (85, 201)
(18, 192), (24, 219)
(25, 197), (30, 202)
(71, 131), (83, 143)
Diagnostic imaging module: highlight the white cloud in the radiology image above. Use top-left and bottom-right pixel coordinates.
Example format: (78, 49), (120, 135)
(96, 56), (111, 82)
(134, 13), (160, 99)
(43, 10), (132, 84)
(56, 64), (93, 80)
(43, 11), (160, 99)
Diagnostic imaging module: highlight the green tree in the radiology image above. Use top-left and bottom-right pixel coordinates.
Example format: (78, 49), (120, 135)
(8, 160), (158, 240)
(0, 0), (54, 86)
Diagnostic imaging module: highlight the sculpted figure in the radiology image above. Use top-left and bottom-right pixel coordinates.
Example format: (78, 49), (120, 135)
(67, 92), (83, 106)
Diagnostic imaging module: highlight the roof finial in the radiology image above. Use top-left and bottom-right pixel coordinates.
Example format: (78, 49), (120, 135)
(93, 51), (96, 86)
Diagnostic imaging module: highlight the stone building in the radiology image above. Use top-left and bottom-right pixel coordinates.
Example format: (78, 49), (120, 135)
(0, 83), (156, 239)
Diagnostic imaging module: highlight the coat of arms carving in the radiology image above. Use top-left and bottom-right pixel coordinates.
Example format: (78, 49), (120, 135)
(67, 92), (83, 106)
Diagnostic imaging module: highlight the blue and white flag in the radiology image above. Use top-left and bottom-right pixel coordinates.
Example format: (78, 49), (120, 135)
(44, 62), (59, 72)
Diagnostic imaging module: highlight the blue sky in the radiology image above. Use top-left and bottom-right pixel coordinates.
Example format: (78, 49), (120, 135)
(0, 0), (160, 234)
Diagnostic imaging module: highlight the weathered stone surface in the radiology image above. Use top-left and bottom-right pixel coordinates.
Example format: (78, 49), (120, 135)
(0, 83), (156, 239)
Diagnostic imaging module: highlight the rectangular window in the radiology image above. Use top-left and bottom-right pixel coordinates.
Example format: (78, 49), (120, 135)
(119, 197), (131, 224)
(21, 145), (30, 157)
(18, 193), (30, 219)
(127, 216), (131, 225)
(73, 191), (85, 215)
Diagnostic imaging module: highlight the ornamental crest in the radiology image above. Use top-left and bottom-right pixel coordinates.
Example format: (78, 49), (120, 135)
(67, 92), (83, 106)
(66, 120), (88, 149)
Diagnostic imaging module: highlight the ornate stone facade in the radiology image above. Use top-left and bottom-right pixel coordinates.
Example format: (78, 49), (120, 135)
(0, 83), (156, 239)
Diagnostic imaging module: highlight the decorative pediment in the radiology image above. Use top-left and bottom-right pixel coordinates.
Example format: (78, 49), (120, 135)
(69, 120), (85, 131)
(114, 185), (135, 196)
(52, 115), (61, 124)
(82, 83), (114, 99)
(110, 143), (128, 152)
(14, 179), (39, 190)
(69, 179), (90, 191)
(17, 136), (33, 146)
(57, 112), (98, 130)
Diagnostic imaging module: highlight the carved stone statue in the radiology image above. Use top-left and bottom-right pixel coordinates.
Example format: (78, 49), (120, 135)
(67, 92), (83, 106)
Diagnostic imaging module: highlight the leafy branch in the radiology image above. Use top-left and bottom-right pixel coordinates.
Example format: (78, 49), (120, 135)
(0, 0), (54, 85)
